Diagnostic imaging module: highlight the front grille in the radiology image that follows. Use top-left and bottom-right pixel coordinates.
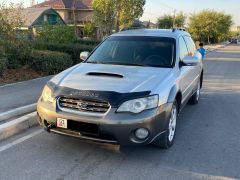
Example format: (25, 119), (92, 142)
(58, 97), (110, 113)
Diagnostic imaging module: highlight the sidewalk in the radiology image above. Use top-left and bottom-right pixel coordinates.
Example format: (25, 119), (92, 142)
(0, 76), (52, 113)
(205, 42), (230, 53)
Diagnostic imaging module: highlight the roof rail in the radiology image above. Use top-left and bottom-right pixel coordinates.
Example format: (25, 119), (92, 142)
(172, 28), (186, 32)
(178, 28), (186, 31)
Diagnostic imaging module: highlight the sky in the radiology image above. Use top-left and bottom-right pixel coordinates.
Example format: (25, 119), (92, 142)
(141, 0), (240, 25)
(1, 0), (240, 25)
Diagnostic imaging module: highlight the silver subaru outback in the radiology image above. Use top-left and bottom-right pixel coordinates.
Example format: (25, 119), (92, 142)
(37, 29), (203, 149)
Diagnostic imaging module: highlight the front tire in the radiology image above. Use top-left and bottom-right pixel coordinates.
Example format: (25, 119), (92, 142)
(153, 100), (178, 149)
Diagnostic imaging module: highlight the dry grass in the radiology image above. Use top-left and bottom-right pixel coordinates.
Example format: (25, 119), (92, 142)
(0, 65), (46, 85)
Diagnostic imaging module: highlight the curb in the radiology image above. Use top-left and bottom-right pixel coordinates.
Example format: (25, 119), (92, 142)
(0, 104), (37, 122)
(0, 112), (37, 141)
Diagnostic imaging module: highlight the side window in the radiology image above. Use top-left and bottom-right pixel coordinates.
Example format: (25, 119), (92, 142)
(184, 36), (197, 56)
(179, 36), (189, 60)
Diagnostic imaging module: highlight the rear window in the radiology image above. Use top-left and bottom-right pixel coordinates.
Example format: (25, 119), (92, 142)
(184, 36), (197, 56)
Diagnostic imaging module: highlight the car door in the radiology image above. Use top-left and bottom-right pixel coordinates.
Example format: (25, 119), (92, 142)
(183, 36), (201, 93)
(178, 36), (193, 103)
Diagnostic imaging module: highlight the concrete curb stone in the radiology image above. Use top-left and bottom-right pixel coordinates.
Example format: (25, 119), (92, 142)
(0, 112), (37, 141)
(0, 104), (37, 122)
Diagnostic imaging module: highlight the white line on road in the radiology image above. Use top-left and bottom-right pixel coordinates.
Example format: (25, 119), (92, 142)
(0, 129), (43, 153)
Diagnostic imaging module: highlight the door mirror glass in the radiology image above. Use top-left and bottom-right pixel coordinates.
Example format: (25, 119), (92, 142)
(182, 56), (200, 66)
(80, 51), (90, 61)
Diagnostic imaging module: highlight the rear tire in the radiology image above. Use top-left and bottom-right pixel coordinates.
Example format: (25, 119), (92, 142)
(188, 80), (201, 105)
(153, 100), (178, 149)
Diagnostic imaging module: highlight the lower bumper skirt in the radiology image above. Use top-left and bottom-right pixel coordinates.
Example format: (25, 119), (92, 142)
(50, 128), (118, 144)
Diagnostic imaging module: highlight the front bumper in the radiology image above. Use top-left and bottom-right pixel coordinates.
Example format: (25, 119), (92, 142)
(37, 98), (172, 146)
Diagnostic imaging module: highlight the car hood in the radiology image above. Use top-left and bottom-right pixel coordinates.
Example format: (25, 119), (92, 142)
(51, 63), (173, 93)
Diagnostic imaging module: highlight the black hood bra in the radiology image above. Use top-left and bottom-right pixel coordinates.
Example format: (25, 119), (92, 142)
(47, 81), (151, 108)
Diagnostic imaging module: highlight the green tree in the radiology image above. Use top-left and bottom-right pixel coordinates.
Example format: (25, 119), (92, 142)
(156, 14), (173, 29)
(157, 12), (186, 29)
(188, 10), (233, 44)
(0, 3), (24, 42)
(116, 0), (146, 31)
(0, 3), (32, 70)
(92, 0), (116, 38)
(0, 4), (24, 40)
(93, 0), (145, 37)
(230, 31), (240, 38)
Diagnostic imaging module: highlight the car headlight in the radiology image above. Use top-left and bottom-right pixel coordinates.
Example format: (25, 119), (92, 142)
(117, 95), (159, 113)
(42, 85), (55, 103)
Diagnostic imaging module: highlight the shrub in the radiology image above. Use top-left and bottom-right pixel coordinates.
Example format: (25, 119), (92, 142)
(0, 58), (7, 76)
(74, 39), (100, 46)
(0, 47), (7, 76)
(31, 50), (73, 75)
(36, 24), (77, 44)
(5, 42), (32, 69)
(62, 44), (95, 64)
(32, 42), (95, 64)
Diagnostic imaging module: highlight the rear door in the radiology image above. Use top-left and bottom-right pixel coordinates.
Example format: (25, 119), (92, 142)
(183, 36), (201, 95)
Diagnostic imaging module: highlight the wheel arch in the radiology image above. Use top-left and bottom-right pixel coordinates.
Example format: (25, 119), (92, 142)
(167, 85), (182, 111)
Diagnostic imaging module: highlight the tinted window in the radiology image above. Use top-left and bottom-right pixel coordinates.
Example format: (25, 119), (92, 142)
(184, 36), (197, 56)
(86, 36), (176, 68)
(179, 36), (189, 60)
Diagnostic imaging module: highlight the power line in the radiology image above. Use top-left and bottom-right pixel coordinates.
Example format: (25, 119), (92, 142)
(157, 1), (176, 11)
(144, 1), (177, 17)
(147, 1), (177, 28)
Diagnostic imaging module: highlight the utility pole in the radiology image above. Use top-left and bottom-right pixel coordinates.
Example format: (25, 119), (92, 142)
(72, 0), (78, 37)
(172, 9), (176, 28)
(31, 0), (36, 6)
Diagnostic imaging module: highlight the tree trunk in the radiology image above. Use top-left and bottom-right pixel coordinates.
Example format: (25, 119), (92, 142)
(115, 10), (120, 32)
(208, 36), (210, 44)
(115, 1), (121, 32)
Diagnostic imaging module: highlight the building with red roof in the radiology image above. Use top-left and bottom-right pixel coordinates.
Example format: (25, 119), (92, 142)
(32, 0), (93, 37)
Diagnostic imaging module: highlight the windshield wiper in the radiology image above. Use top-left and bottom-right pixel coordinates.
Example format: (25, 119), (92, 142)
(85, 61), (107, 64)
(103, 61), (149, 67)
(85, 61), (171, 68)
(85, 61), (148, 66)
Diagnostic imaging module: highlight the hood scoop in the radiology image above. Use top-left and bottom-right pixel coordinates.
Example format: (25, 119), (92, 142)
(86, 72), (124, 78)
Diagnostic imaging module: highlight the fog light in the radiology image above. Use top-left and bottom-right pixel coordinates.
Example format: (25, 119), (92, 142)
(135, 128), (149, 139)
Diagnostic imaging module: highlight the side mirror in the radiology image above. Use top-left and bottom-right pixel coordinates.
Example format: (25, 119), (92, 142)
(80, 51), (90, 61)
(181, 56), (200, 66)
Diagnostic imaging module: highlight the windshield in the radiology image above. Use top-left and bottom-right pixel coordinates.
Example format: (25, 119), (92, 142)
(86, 36), (176, 68)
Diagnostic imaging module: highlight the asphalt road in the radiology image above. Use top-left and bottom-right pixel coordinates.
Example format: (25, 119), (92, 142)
(0, 45), (240, 180)
(0, 76), (52, 113)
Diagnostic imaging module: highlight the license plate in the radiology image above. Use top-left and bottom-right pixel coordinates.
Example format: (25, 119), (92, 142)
(57, 118), (67, 129)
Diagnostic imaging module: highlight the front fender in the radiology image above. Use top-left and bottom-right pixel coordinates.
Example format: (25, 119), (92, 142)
(167, 85), (180, 103)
